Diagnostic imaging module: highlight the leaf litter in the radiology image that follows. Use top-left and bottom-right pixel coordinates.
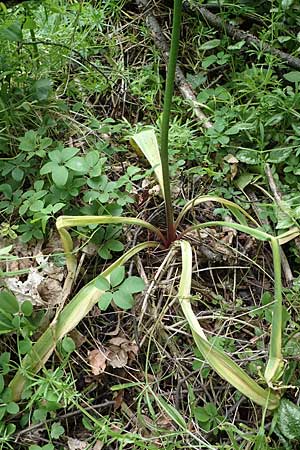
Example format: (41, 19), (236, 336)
(88, 336), (139, 374)
(1, 235), (64, 306)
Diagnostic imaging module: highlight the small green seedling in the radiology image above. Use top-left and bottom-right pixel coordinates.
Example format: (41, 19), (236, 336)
(96, 267), (145, 310)
(29, 445), (54, 450)
(40, 144), (87, 187)
(194, 402), (224, 435)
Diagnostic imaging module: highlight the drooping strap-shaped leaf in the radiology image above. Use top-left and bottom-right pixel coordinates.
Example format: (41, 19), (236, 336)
(178, 239), (280, 410)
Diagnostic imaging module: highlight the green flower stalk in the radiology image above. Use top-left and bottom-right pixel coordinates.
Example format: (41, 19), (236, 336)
(160, 0), (183, 244)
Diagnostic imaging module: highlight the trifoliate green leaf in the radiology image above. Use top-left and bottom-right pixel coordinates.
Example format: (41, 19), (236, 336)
(122, 276), (145, 294)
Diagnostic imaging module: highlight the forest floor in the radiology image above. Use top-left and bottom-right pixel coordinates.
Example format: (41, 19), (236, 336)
(1, 1), (300, 449)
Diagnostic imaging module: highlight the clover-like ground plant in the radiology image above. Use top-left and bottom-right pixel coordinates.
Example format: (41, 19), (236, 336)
(9, 0), (300, 420)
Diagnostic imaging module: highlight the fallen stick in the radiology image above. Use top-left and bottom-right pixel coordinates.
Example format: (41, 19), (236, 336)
(189, 4), (300, 71)
(135, 0), (212, 128)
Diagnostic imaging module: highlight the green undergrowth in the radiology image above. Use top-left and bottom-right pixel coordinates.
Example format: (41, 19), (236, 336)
(1, 0), (300, 448)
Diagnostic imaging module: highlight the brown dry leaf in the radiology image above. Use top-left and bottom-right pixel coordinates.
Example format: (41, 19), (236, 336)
(4, 239), (42, 272)
(109, 337), (138, 355)
(107, 346), (128, 368)
(88, 348), (108, 375)
(156, 413), (174, 430)
(221, 215), (237, 245)
(230, 162), (238, 180)
(69, 329), (86, 348)
(109, 337), (129, 346)
(224, 154), (239, 180)
(93, 441), (104, 450)
(113, 389), (124, 410)
(107, 337), (139, 368)
(224, 154), (238, 164)
(149, 184), (161, 196)
(37, 277), (63, 306)
(67, 437), (88, 450)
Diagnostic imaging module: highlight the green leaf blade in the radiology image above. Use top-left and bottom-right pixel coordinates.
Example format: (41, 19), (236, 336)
(178, 240), (279, 411)
(122, 276), (145, 294)
(113, 290), (134, 310)
(0, 291), (19, 315)
(110, 267), (125, 288)
(130, 129), (165, 199)
(52, 165), (68, 186)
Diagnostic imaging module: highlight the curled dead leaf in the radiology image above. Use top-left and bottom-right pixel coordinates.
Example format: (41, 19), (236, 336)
(67, 437), (88, 450)
(88, 348), (108, 375)
(107, 337), (138, 368)
(93, 441), (104, 450)
(109, 337), (139, 355)
(107, 347), (128, 368)
(88, 337), (139, 373)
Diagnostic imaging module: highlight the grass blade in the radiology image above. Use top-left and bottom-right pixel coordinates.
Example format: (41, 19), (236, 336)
(9, 241), (158, 401)
(178, 240), (280, 410)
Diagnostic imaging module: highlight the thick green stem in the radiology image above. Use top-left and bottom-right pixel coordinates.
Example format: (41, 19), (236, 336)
(160, 0), (183, 243)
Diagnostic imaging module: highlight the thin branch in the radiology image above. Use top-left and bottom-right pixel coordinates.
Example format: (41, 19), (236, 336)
(135, 0), (212, 129)
(188, 4), (300, 71)
(265, 164), (283, 204)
